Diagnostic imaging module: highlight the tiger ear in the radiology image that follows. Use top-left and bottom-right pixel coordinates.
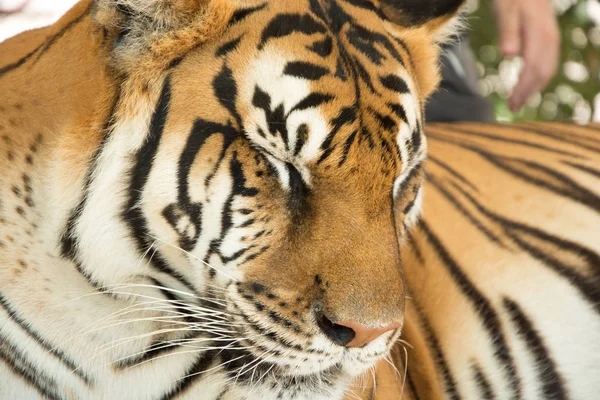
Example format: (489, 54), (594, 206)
(379, 0), (467, 41)
(93, 0), (233, 74)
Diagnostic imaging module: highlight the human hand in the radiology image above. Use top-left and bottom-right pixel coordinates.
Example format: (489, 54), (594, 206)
(493, 0), (560, 112)
(0, 0), (29, 13)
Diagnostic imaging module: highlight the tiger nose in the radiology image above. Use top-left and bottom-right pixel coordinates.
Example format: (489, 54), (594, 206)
(317, 316), (400, 348)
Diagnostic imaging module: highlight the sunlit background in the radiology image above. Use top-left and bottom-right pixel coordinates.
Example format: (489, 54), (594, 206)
(1, 0), (599, 122)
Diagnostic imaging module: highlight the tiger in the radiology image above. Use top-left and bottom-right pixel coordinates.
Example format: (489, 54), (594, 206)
(1, 0), (599, 399)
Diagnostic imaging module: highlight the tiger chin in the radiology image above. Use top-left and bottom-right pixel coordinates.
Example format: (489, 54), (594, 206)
(0, 0), (465, 399)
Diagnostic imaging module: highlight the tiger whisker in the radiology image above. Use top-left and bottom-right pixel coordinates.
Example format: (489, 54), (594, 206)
(370, 364), (377, 395)
(96, 303), (236, 324)
(232, 348), (272, 384)
(110, 336), (259, 369)
(89, 327), (227, 359)
(170, 345), (256, 383)
(101, 288), (231, 309)
(90, 291), (235, 315)
(74, 305), (239, 339)
(395, 338), (413, 350)
(400, 344), (409, 400)
(77, 326), (241, 371)
(148, 234), (239, 282)
(118, 342), (255, 374)
(345, 389), (363, 400)
(86, 316), (242, 337)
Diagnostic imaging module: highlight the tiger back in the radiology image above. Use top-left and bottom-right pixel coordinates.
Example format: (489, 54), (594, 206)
(350, 122), (600, 399)
(1, 0), (467, 399)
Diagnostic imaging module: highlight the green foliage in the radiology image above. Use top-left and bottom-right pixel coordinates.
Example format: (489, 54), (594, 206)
(468, 0), (600, 122)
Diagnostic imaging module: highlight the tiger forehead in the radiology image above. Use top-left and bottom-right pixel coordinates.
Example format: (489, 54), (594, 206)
(169, 0), (422, 181)
(252, 6), (409, 141)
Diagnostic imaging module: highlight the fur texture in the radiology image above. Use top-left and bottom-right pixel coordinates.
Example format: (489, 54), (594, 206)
(9, 2), (598, 400)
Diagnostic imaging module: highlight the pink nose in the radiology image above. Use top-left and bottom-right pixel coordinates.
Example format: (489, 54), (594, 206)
(318, 315), (400, 347)
(337, 320), (401, 347)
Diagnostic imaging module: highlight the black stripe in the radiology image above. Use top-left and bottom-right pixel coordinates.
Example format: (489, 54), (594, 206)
(382, 0), (463, 26)
(177, 119), (237, 211)
(471, 362), (496, 400)
(343, 0), (390, 22)
(427, 131), (600, 214)
(406, 370), (422, 400)
(515, 124), (600, 154)
(287, 163), (310, 215)
(219, 344), (272, 384)
(387, 102), (408, 123)
(251, 86), (290, 149)
(0, 5), (90, 76)
(121, 76), (197, 294)
(342, 0), (379, 14)
(259, 13), (327, 50)
(290, 92), (335, 113)
(411, 302), (461, 400)
(114, 278), (207, 369)
(74, 262), (107, 291)
(206, 152), (260, 270)
(418, 221), (522, 399)
(232, 302), (310, 351)
(380, 74), (410, 94)
(0, 292), (92, 385)
(284, 61), (330, 80)
(565, 123), (600, 139)
(404, 230), (425, 265)
(346, 19), (405, 66)
(503, 298), (568, 400)
(317, 106), (357, 164)
(216, 36), (242, 57)
(564, 161), (600, 179)
(449, 181), (600, 314)
(213, 64), (243, 127)
(392, 36), (416, 74)
(61, 91), (120, 263)
(215, 388), (230, 400)
(396, 162), (422, 196)
(427, 155), (479, 192)
(370, 108), (397, 132)
(410, 122), (422, 154)
(352, 56), (378, 93)
(31, 7), (91, 65)
(337, 129), (358, 167)
(348, 25), (387, 65)
(427, 175), (508, 248)
(0, 45), (42, 76)
(116, 334), (202, 370)
(239, 244), (271, 265)
(158, 350), (219, 400)
(563, 123), (600, 135)
(0, 332), (62, 400)
(229, 3), (268, 25)
(307, 36), (334, 57)
(442, 125), (584, 158)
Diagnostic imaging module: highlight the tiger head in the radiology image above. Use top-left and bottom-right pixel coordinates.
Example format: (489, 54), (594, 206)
(54, 0), (465, 396)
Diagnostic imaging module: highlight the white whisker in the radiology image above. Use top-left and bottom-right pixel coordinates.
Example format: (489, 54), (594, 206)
(148, 235), (239, 282)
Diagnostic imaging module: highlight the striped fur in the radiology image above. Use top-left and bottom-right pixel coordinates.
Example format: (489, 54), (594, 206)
(5, 0), (597, 399)
(350, 123), (600, 399)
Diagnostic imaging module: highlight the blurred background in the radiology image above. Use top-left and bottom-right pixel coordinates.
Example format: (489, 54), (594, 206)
(1, 0), (599, 123)
(468, 0), (600, 123)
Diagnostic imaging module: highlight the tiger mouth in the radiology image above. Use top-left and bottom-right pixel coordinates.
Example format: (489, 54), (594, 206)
(217, 292), (396, 381)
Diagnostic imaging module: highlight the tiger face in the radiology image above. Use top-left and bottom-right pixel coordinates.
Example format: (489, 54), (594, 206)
(63, 0), (465, 397)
